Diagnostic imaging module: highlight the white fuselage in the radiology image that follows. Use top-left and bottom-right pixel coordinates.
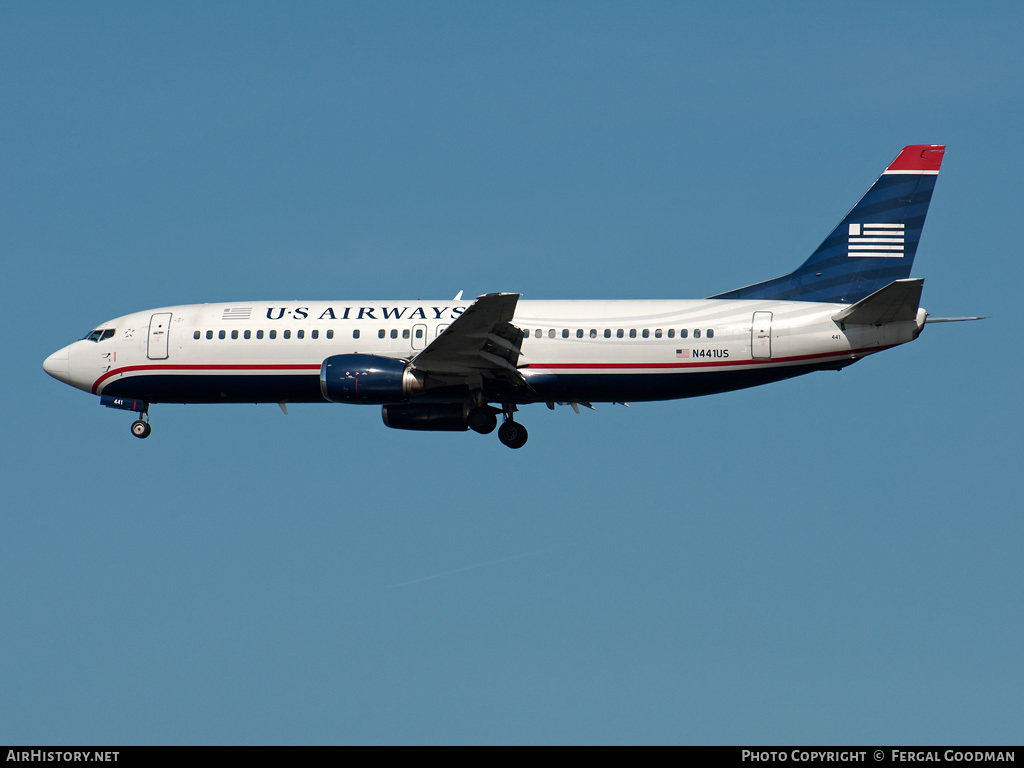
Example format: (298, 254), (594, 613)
(43, 298), (925, 406)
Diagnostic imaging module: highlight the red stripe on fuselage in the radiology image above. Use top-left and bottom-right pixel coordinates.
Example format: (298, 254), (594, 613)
(524, 345), (894, 371)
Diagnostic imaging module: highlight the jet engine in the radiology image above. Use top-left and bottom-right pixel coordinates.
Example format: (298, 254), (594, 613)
(320, 354), (423, 404)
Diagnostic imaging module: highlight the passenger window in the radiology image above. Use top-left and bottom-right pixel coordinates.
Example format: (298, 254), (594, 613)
(350, 330), (357, 339)
(560, 329), (568, 338)
(536, 329), (542, 337)
(297, 330), (304, 339)
(231, 330), (238, 339)
(707, 329), (714, 339)
(604, 329), (611, 338)
(415, 328), (423, 339)
(206, 330), (214, 340)
(616, 329), (624, 338)
(219, 330), (226, 340)
(590, 329), (597, 338)
(269, 330), (277, 339)
(283, 330), (291, 339)
(244, 330), (251, 339)
(328, 329), (335, 339)
(256, 330), (264, 339)
(548, 329), (556, 338)
(655, 329), (662, 338)
(194, 331), (201, 340)
(629, 329), (637, 338)
(576, 329), (583, 338)
(378, 329), (386, 339)
(668, 329), (675, 338)
(642, 329), (650, 338)
(694, 329), (701, 339)
(402, 329), (410, 339)
(680, 329), (688, 339)
(311, 329), (318, 339)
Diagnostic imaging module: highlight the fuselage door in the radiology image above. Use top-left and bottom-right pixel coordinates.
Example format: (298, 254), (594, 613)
(751, 311), (772, 360)
(411, 323), (428, 350)
(147, 312), (172, 360)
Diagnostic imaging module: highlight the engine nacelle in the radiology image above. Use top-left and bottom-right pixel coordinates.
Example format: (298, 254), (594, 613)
(320, 354), (422, 404)
(382, 404), (472, 431)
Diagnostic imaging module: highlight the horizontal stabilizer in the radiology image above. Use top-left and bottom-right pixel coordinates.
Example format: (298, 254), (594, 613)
(832, 278), (924, 326)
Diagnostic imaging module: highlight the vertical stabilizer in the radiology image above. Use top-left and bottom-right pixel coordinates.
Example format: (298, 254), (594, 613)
(709, 145), (944, 304)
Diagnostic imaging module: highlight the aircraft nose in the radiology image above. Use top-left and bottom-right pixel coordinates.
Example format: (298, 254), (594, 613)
(43, 346), (71, 384)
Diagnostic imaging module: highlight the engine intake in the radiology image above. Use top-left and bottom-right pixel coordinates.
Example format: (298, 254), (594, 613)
(320, 354), (422, 404)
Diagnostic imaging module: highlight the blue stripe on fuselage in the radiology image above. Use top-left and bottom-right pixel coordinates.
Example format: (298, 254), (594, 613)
(100, 358), (859, 406)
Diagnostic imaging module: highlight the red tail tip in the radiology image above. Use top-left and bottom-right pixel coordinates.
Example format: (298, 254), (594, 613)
(887, 144), (945, 172)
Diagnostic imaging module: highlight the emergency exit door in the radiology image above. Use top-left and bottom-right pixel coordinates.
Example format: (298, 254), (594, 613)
(411, 323), (428, 350)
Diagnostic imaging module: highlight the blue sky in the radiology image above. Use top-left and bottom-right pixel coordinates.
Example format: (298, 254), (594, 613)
(2, 1), (1020, 745)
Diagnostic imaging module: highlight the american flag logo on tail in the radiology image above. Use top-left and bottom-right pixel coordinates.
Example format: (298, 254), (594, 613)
(848, 223), (904, 257)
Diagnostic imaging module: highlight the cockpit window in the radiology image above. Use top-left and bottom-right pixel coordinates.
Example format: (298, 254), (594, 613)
(82, 328), (116, 342)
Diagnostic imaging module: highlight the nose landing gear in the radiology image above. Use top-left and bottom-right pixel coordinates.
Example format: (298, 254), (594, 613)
(131, 418), (152, 439)
(99, 396), (152, 439)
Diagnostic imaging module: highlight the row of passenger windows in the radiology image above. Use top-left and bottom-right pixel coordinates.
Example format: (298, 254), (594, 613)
(193, 327), (716, 341)
(523, 328), (715, 339)
(193, 328), (428, 341)
(197, 329), (336, 340)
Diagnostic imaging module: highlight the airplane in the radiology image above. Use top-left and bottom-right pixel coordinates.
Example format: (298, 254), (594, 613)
(43, 144), (981, 449)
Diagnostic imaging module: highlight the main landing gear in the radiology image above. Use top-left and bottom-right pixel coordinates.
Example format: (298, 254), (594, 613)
(467, 406), (498, 435)
(496, 404), (528, 449)
(465, 403), (526, 448)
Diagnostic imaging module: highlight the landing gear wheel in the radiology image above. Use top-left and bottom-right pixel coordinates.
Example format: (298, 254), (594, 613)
(468, 407), (498, 434)
(498, 420), (528, 449)
(131, 420), (151, 439)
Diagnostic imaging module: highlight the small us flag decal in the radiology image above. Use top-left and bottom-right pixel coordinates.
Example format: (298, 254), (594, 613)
(848, 223), (904, 257)
(676, 349), (690, 358)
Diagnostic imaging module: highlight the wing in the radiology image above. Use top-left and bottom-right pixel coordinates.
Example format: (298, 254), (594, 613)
(411, 293), (530, 391)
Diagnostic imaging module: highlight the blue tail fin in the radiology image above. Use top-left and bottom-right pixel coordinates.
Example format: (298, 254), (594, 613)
(709, 145), (945, 304)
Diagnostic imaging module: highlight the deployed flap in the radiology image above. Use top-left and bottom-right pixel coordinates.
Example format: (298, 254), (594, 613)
(412, 293), (524, 375)
(832, 278), (924, 325)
